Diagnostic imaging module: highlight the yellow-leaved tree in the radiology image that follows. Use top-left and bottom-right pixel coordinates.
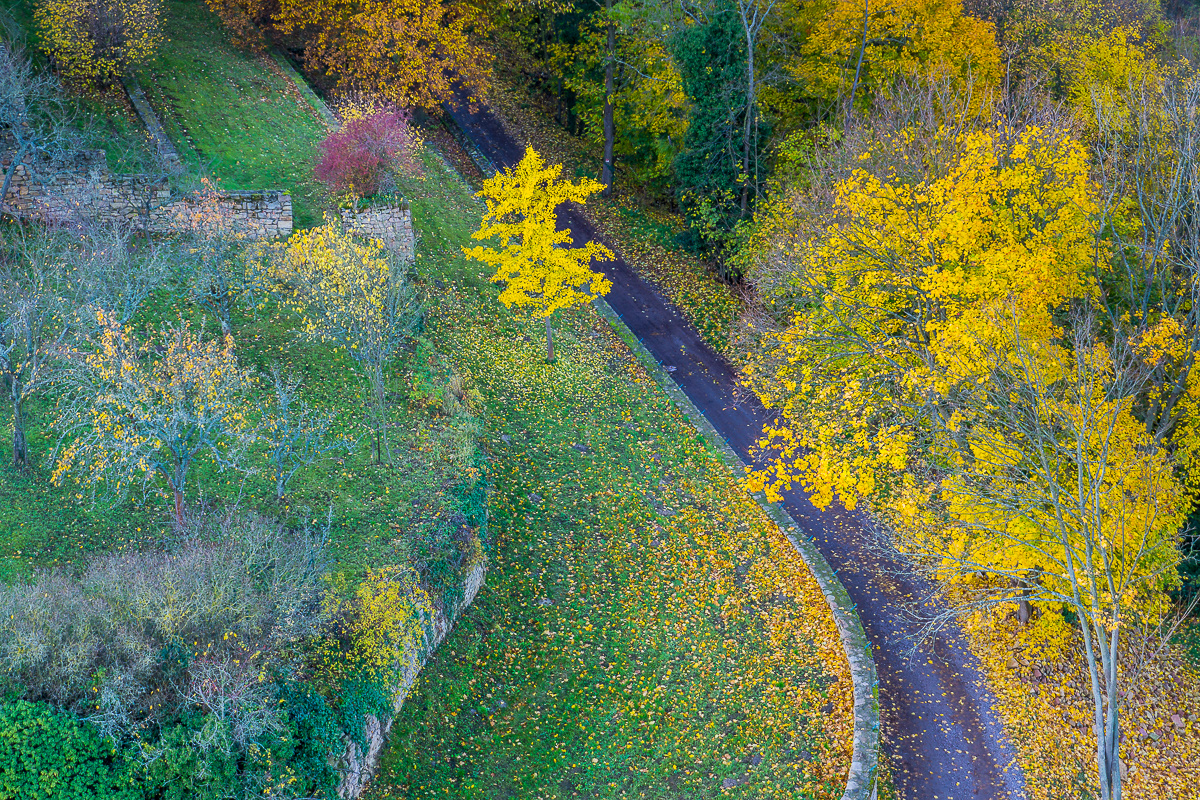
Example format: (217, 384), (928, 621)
(464, 147), (614, 362)
(743, 106), (1186, 799)
(269, 219), (421, 465)
(746, 121), (1097, 510)
(51, 315), (254, 528)
(777, 0), (1002, 113)
(273, 0), (492, 110)
(35, 0), (163, 84)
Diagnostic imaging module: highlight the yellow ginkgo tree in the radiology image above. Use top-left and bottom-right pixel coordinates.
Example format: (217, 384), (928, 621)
(464, 147), (614, 362)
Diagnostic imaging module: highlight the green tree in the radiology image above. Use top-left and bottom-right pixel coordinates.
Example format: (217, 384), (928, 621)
(463, 146), (614, 362)
(0, 700), (141, 800)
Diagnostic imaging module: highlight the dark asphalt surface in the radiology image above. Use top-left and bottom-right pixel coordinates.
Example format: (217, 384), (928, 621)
(446, 94), (1028, 800)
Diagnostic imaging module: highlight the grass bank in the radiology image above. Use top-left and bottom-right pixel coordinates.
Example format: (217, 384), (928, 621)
(134, 0), (331, 228)
(364, 146), (852, 799)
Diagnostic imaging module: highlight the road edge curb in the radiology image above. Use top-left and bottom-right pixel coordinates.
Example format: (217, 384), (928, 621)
(593, 296), (881, 800)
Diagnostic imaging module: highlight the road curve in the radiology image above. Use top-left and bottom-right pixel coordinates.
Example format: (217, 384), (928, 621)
(445, 94), (1028, 800)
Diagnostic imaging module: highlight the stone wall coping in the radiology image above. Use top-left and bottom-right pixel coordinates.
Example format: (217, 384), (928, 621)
(593, 296), (881, 800)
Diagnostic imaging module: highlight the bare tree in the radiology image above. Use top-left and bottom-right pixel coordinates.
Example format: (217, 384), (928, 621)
(0, 40), (76, 221)
(259, 365), (354, 501)
(68, 221), (170, 327)
(0, 226), (72, 467)
(1091, 66), (1200, 447)
(734, 0), (776, 215)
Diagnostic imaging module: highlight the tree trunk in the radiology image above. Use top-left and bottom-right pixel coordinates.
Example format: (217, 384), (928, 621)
(370, 365), (391, 465)
(11, 394), (27, 468)
(846, 0), (870, 128)
(1079, 608), (1123, 800)
(601, 0), (616, 196)
(1015, 577), (1033, 624)
(545, 316), (555, 363)
(173, 485), (185, 530)
(740, 33), (754, 216)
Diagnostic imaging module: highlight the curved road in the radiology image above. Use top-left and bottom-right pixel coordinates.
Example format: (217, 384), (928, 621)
(446, 95), (1028, 800)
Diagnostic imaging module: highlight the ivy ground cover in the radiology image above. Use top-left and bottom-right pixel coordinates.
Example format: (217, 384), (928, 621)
(364, 148), (853, 799)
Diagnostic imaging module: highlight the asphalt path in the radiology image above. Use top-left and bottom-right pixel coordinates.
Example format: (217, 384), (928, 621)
(446, 94), (1029, 800)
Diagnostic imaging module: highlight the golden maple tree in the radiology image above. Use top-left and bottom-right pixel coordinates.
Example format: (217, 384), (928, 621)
(464, 146), (614, 362)
(273, 0), (493, 110)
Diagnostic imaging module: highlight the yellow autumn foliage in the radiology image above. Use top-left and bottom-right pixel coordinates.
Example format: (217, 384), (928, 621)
(52, 313), (254, 525)
(747, 123), (1097, 510)
(35, 0), (163, 83)
(784, 0), (1002, 108)
(465, 146), (615, 321)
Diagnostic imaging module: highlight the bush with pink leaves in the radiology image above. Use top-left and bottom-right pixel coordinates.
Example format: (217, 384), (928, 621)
(314, 111), (420, 199)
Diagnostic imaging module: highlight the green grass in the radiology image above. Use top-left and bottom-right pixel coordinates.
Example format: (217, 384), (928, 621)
(0, 283), (484, 587)
(363, 149), (851, 799)
(135, 0), (331, 228)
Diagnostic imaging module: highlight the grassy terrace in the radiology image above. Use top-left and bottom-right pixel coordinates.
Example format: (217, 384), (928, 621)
(134, 0), (331, 228)
(363, 150), (852, 799)
(0, 1), (480, 586)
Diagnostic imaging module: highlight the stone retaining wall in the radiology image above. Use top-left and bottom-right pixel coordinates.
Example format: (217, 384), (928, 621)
(340, 203), (415, 262)
(1, 150), (293, 239)
(336, 553), (486, 799)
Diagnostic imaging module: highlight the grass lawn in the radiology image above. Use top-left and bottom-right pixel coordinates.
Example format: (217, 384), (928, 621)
(363, 148), (852, 799)
(135, 0), (331, 228)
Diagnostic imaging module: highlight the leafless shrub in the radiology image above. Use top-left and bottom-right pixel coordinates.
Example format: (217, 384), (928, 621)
(184, 657), (283, 754)
(0, 511), (328, 737)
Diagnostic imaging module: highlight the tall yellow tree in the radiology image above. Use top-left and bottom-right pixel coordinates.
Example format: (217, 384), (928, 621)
(464, 147), (615, 362)
(744, 112), (1186, 800)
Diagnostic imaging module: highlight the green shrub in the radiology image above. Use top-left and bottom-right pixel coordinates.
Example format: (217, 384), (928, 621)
(141, 680), (340, 800)
(0, 700), (142, 800)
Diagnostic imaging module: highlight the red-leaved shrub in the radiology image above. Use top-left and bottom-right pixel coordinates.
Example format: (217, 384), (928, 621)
(314, 111), (420, 199)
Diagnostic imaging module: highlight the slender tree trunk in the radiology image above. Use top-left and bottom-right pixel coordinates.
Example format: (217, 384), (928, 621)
(601, 0), (616, 196)
(545, 316), (555, 363)
(369, 365), (391, 465)
(846, 0), (870, 128)
(172, 483), (185, 530)
(1079, 603), (1122, 800)
(11, 393), (27, 467)
(740, 33), (755, 216)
